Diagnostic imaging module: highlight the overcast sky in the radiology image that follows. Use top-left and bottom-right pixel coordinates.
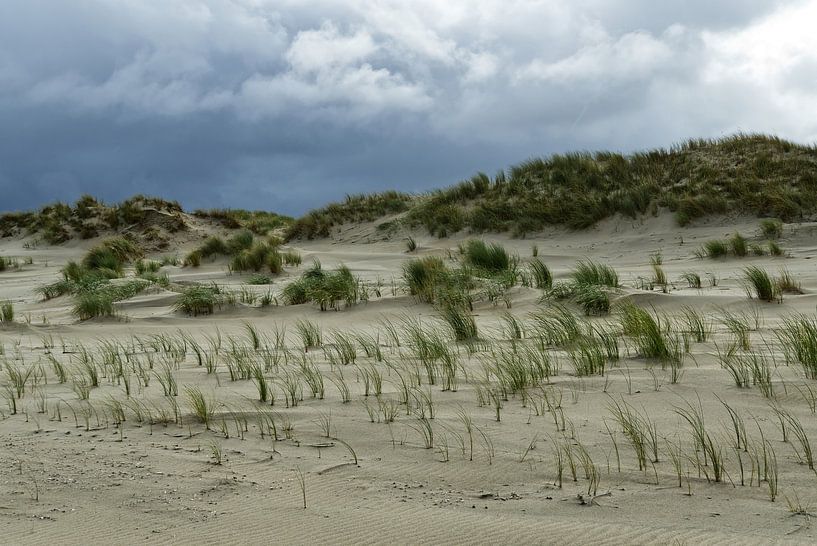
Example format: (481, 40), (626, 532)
(2, 0), (816, 214)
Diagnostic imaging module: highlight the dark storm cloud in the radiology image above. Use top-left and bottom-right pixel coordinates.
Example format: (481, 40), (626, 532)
(1, 1), (815, 215)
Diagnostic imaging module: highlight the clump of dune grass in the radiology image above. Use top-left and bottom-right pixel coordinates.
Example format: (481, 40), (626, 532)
(405, 236), (417, 253)
(573, 284), (610, 316)
(572, 259), (618, 287)
(174, 285), (224, 316)
(777, 268), (802, 294)
(198, 236), (229, 257)
(283, 263), (363, 310)
(608, 398), (660, 470)
(227, 230), (254, 253)
(295, 319), (322, 351)
(135, 259), (161, 275)
(439, 303), (478, 341)
(680, 271), (702, 289)
(185, 386), (215, 428)
(82, 237), (142, 273)
(0, 301), (13, 323)
(231, 242), (282, 273)
(403, 256), (451, 304)
(679, 306), (711, 342)
(778, 315), (817, 379)
(651, 262), (667, 287)
(618, 301), (681, 363)
(183, 250), (202, 267)
(0, 256), (21, 272)
(185, 231), (295, 274)
(760, 218), (783, 239)
(696, 240), (729, 259)
(48, 239), (141, 299)
(569, 336), (606, 376)
(730, 233), (748, 257)
(36, 279), (74, 300)
(528, 258), (552, 290)
(139, 270), (170, 287)
(546, 281), (577, 301)
(282, 250), (302, 266)
(71, 279), (150, 320)
(184, 236), (228, 266)
(696, 233), (758, 259)
(528, 304), (582, 347)
(768, 240), (784, 256)
(461, 240), (517, 275)
(281, 279), (309, 305)
(743, 266), (781, 302)
(246, 274), (273, 285)
(73, 292), (116, 320)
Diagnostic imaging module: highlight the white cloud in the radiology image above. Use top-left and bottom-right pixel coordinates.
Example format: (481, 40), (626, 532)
(286, 23), (377, 73)
(515, 30), (674, 84)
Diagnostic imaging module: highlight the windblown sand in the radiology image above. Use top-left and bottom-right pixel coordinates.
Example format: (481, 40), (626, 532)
(2, 213), (817, 545)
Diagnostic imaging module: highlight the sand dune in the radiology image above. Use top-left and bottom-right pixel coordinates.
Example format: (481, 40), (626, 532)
(1, 213), (816, 544)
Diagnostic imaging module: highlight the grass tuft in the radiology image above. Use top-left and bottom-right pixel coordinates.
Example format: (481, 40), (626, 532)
(760, 218), (783, 239)
(0, 301), (13, 323)
(573, 284), (610, 316)
(572, 260), (618, 287)
(461, 240), (516, 275)
(730, 233), (748, 257)
(439, 303), (478, 341)
(174, 285), (224, 316)
(697, 240), (728, 258)
(528, 258), (552, 290)
(743, 266), (780, 302)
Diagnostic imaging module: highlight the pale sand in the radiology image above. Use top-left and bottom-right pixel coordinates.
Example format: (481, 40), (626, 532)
(1, 213), (817, 545)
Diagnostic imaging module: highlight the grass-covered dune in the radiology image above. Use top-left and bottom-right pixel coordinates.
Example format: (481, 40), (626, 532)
(0, 194), (292, 246)
(3, 133), (815, 244)
(286, 133), (817, 239)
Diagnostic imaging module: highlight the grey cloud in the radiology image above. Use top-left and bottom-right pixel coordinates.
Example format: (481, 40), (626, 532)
(1, 0), (815, 215)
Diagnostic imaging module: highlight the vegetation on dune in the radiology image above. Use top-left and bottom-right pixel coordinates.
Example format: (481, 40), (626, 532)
(0, 301), (13, 323)
(230, 242), (282, 273)
(5, 134), (814, 244)
(31, 237), (169, 319)
(282, 134), (817, 240)
(618, 301), (684, 367)
(282, 261), (366, 311)
(174, 285), (226, 316)
(72, 280), (151, 320)
(542, 259), (618, 316)
(0, 194), (292, 246)
(743, 266), (781, 303)
(192, 209), (291, 235)
(696, 229), (785, 259)
(0, 195), (186, 244)
(183, 230), (300, 277)
(401, 241), (534, 338)
(572, 284), (610, 316)
(572, 260), (619, 288)
(760, 218), (783, 239)
(286, 191), (413, 240)
(402, 253), (485, 310)
(403, 256), (453, 304)
(0, 256), (24, 272)
(461, 239), (518, 275)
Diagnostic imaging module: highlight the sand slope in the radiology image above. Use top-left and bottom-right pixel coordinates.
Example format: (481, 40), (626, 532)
(1, 214), (816, 544)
